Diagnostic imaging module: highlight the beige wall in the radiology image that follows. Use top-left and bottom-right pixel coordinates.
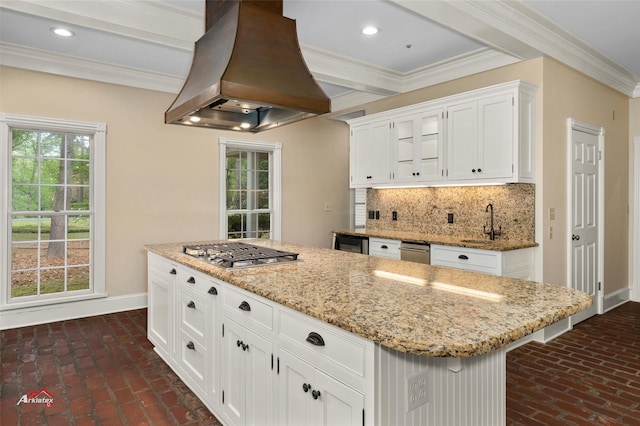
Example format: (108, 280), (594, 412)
(541, 58), (629, 293)
(0, 56), (632, 300)
(0, 66), (350, 297)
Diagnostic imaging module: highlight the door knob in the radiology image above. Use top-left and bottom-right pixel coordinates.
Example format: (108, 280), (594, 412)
(572, 234), (580, 241)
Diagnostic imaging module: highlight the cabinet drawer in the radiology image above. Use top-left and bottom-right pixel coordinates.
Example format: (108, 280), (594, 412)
(177, 268), (220, 296)
(177, 288), (208, 345)
(176, 330), (207, 394)
(279, 309), (367, 380)
(431, 245), (499, 274)
(223, 285), (274, 333)
(369, 238), (400, 259)
(148, 253), (178, 278)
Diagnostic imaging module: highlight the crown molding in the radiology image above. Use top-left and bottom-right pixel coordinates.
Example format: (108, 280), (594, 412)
(393, 0), (638, 98)
(400, 48), (520, 93)
(0, 42), (184, 93)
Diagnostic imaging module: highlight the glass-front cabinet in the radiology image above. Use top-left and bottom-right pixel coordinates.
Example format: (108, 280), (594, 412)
(392, 108), (444, 184)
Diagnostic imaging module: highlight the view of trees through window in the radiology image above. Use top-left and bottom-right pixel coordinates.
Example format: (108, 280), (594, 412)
(10, 129), (92, 299)
(226, 149), (272, 239)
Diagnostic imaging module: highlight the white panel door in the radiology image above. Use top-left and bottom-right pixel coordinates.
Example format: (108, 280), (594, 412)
(570, 127), (600, 324)
(278, 349), (316, 426)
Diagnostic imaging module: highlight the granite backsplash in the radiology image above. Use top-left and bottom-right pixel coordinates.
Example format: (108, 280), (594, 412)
(365, 184), (535, 241)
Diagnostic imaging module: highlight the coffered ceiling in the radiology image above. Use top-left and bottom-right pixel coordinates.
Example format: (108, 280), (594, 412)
(1, 0), (638, 113)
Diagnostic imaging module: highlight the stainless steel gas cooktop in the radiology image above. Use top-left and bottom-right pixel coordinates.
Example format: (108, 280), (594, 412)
(183, 242), (299, 269)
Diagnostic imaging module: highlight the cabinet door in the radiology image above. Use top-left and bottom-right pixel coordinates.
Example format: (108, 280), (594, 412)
(478, 94), (514, 179)
(221, 318), (246, 426)
(278, 349), (316, 426)
(244, 328), (275, 426)
(147, 257), (175, 363)
(221, 316), (275, 426)
(350, 120), (391, 187)
(392, 116), (416, 182)
(415, 110), (443, 182)
(278, 349), (364, 426)
(446, 101), (478, 181)
(314, 368), (365, 426)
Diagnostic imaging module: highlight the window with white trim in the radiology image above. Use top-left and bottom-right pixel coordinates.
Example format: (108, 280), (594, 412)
(219, 138), (281, 240)
(1, 113), (106, 309)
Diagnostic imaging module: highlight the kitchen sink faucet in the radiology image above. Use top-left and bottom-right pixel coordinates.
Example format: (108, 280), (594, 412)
(484, 203), (502, 240)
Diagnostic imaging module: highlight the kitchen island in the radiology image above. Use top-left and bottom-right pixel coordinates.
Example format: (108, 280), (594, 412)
(145, 239), (590, 426)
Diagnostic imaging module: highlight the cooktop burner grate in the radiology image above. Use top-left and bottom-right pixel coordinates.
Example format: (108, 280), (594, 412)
(183, 242), (298, 268)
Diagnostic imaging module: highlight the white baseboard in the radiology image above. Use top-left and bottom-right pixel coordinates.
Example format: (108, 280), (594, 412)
(603, 287), (631, 312)
(0, 293), (147, 330)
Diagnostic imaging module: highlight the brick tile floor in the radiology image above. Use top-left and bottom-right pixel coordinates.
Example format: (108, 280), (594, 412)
(507, 301), (640, 426)
(1, 303), (639, 425)
(0, 309), (221, 425)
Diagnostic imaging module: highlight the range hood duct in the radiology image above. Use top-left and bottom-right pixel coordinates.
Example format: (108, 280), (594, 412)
(165, 0), (331, 133)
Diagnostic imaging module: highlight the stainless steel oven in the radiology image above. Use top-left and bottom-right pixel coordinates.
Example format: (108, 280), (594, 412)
(333, 234), (369, 255)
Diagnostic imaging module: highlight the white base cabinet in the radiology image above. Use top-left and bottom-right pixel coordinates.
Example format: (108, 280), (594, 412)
(147, 253), (512, 426)
(431, 244), (534, 279)
(278, 348), (365, 426)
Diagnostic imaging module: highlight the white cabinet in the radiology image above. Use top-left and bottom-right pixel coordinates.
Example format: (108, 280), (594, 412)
(221, 285), (276, 426)
(221, 317), (275, 426)
(447, 93), (515, 181)
(445, 82), (536, 184)
(349, 120), (392, 187)
(278, 349), (364, 426)
(147, 253), (177, 363)
(393, 108), (444, 184)
(430, 244), (534, 279)
(146, 254), (221, 412)
(368, 237), (401, 260)
(348, 80), (537, 188)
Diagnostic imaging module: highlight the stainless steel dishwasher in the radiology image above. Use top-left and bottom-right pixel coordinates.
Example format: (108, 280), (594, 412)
(399, 242), (430, 264)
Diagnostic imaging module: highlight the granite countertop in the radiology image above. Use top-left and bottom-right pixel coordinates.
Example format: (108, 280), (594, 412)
(145, 240), (590, 358)
(333, 229), (538, 251)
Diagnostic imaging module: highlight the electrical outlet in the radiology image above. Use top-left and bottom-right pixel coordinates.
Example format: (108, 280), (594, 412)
(447, 213), (454, 224)
(549, 208), (555, 221)
(368, 210), (374, 219)
(392, 211), (398, 221)
(549, 226), (553, 239)
(324, 202), (332, 212)
(375, 211), (380, 220)
(405, 371), (429, 412)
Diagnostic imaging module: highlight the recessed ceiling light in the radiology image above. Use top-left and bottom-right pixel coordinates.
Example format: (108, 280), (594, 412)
(51, 27), (74, 37)
(362, 26), (379, 36)
(189, 116), (201, 123)
(239, 122), (251, 129)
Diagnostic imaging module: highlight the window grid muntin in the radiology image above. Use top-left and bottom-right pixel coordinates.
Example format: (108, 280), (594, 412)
(225, 148), (273, 239)
(9, 128), (93, 300)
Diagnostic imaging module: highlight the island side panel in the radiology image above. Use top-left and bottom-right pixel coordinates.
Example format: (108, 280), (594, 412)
(376, 345), (506, 426)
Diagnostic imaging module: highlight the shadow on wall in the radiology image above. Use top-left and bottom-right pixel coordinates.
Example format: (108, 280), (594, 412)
(366, 184), (535, 241)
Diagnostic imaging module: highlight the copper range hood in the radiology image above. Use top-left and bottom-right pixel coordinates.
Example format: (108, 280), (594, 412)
(165, 0), (331, 133)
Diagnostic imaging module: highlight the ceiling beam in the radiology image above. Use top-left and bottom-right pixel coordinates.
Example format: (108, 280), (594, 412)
(391, 0), (638, 97)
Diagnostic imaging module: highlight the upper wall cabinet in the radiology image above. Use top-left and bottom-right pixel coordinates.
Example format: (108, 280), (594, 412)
(446, 82), (536, 183)
(349, 119), (392, 187)
(347, 80), (537, 188)
(392, 108), (444, 184)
